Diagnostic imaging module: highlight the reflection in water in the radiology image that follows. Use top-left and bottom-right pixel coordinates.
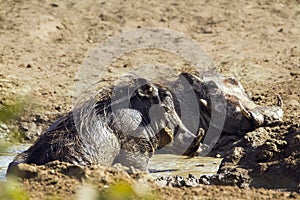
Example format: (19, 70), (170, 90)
(0, 144), (31, 181)
(148, 154), (222, 179)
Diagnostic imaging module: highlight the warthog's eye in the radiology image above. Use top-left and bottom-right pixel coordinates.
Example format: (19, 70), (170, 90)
(137, 84), (158, 97)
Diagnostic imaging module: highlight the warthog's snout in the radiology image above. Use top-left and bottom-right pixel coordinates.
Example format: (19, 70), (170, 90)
(163, 126), (203, 156)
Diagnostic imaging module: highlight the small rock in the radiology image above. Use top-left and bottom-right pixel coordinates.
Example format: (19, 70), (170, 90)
(50, 3), (59, 7)
(244, 127), (269, 147)
(173, 176), (185, 187)
(155, 177), (168, 187)
(199, 175), (210, 185)
(185, 175), (199, 187)
(231, 147), (245, 163)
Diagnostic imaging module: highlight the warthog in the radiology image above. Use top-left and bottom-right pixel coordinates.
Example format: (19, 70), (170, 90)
(7, 76), (202, 174)
(174, 72), (283, 154)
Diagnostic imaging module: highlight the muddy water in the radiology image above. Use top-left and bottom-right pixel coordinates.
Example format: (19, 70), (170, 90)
(0, 145), (222, 181)
(148, 154), (222, 179)
(0, 144), (31, 181)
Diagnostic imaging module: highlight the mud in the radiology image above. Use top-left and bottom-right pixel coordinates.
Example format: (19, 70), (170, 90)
(212, 124), (300, 191)
(5, 161), (299, 200)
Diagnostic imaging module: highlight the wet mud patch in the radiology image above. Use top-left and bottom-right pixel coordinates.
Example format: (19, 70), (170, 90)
(206, 125), (300, 191)
(4, 160), (299, 200)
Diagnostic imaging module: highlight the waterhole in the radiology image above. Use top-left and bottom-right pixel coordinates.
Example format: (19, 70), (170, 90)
(0, 143), (31, 181)
(0, 145), (222, 181)
(148, 154), (222, 179)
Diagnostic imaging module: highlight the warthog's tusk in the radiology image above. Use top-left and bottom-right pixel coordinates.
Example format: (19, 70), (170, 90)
(276, 94), (283, 109)
(199, 99), (208, 107)
(238, 100), (252, 120)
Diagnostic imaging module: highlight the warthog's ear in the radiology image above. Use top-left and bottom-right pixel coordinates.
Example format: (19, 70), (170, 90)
(137, 83), (159, 98)
(157, 127), (174, 148)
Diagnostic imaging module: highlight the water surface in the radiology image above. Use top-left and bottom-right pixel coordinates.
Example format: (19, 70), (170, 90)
(0, 145), (222, 181)
(0, 143), (31, 181)
(148, 154), (222, 179)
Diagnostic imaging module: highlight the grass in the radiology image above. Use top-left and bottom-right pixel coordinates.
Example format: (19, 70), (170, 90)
(0, 179), (30, 200)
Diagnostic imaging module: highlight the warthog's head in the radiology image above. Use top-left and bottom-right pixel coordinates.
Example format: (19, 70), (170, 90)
(179, 72), (284, 135)
(111, 77), (203, 156)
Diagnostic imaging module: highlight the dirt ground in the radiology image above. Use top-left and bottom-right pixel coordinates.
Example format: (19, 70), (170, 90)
(4, 161), (300, 200)
(0, 0), (299, 199)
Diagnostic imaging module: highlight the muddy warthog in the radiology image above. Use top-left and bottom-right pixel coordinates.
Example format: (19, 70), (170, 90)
(174, 72), (283, 155)
(7, 77), (202, 174)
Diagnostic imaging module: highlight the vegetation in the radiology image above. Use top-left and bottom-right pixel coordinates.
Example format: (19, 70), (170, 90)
(0, 179), (29, 200)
